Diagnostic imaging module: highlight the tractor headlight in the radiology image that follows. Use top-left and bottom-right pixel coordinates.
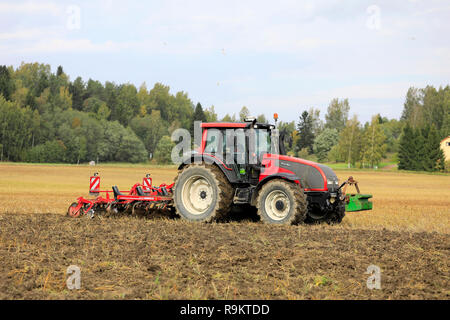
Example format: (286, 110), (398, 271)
(327, 180), (339, 188)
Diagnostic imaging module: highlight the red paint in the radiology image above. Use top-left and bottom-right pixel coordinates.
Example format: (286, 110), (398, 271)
(200, 129), (208, 152)
(89, 176), (100, 193)
(201, 123), (247, 128)
(260, 154), (328, 191)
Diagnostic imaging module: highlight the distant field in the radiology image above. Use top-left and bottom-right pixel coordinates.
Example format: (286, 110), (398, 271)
(0, 163), (449, 299)
(323, 161), (398, 170)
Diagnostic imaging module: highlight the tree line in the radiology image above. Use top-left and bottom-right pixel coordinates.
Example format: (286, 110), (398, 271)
(0, 62), (449, 171)
(274, 87), (449, 172)
(0, 63), (219, 163)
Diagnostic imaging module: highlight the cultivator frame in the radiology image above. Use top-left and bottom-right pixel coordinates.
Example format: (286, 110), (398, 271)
(67, 173), (174, 218)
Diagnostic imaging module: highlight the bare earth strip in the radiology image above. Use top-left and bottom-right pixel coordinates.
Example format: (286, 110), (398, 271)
(0, 214), (448, 299)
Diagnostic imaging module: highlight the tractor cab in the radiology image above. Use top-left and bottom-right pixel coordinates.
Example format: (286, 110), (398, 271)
(199, 118), (285, 184)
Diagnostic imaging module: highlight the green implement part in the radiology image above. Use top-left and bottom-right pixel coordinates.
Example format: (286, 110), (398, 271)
(345, 194), (373, 212)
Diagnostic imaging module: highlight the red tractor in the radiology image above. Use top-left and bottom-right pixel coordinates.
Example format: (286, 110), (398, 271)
(173, 117), (345, 225)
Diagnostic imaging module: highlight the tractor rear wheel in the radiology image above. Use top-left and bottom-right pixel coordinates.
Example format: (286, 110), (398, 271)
(173, 164), (233, 222)
(256, 180), (307, 225)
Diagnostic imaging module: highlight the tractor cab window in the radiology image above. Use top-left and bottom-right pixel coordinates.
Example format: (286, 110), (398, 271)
(255, 129), (271, 159)
(204, 129), (225, 155)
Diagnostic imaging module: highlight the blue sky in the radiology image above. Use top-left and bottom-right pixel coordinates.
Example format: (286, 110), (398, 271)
(1, 0), (449, 123)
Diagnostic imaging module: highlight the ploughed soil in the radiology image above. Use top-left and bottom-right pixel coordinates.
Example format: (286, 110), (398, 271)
(0, 213), (448, 300)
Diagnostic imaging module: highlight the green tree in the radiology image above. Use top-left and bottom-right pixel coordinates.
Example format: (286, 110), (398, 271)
(257, 114), (267, 123)
(239, 106), (250, 121)
(423, 125), (446, 171)
(359, 116), (387, 168)
(69, 77), (85, 111)
(193, 102), (207, 122)
(222, 114), (236, 122)
(112, 83), (139, 126)
(26, 140), (66, 163)
(401, 85), (450, 132)
(130, 110), (168, 155)
(56, 66), (64, 77)
(331, 116), (362, 167)
(148, 83), (172, 120)
(191, 102), (207, 137)
(115, 128), (148, 163)
(278, 121), (296, 154)
(398, 123), (414, 170)
(296, 111), (315, 153)
(308, 107), (323, 135)
(154, 135), (175, 164)
(0, 96), (34, 161)
(313, 128), (339, 162)
(204, 105), (218, 122)
(0, 65), (14, 100)
(412, 128), (426, 171)
(325, 98), (350, 132)
(83, 79), (104, 101)
(172, 91), (194, 129)
(82, 97), (105, 113)
(401, 87), (423, 127)
(380, 118), (403, 153)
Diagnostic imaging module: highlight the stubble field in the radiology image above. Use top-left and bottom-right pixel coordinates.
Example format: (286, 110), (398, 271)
(0, 163), (449, 299)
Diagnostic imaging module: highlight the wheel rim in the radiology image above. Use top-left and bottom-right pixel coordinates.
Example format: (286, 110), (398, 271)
(265, 190), (291, 221)
(181, 175), (214, 215)
(68, 205), (81, 217)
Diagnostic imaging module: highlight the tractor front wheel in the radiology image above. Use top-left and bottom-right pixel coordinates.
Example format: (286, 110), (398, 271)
(256, 180), (307, 225)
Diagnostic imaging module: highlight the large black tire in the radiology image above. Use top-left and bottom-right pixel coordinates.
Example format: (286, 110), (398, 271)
(173, 164), (234, 222)
(305, 201), (345, 224)
(256, 180), (307, 225)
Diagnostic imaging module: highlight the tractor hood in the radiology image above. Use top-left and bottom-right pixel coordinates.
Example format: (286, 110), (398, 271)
(262, 154), (339, 192)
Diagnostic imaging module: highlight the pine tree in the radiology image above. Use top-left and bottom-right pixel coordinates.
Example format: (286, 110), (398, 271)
(191, 102), (207, 138)
(296, 111), (315, 154)
(424, 125), (446, 171)
(0, 65), (14, 100)
(56, 65), (64, 77)
(398, 123), (414, 170)
(193, 102), (207, 122)
(412, 128), (426, 171)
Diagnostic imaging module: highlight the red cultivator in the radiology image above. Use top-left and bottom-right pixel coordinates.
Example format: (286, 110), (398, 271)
(67, 173), (174, 218)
